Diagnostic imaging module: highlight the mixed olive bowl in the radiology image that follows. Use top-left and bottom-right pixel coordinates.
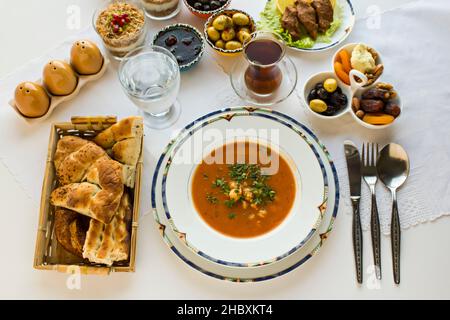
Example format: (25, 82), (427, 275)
(204, 9), (256, 57)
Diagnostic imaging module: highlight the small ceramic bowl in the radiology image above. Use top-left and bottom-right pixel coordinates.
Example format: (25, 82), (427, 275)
(204, 9), (256, 57)
(350, 83), (403, 130)
(153, 24), (205, 71)
(302, 71), (352, 120)
(332, 43), (384, 91)
(183, 0), (231, 19)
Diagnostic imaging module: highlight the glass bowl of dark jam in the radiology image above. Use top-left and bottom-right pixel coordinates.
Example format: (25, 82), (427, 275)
(153, 24), (205, 71)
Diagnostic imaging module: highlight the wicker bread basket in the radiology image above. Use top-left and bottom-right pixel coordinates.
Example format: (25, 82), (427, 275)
(33, 116), (142, 275)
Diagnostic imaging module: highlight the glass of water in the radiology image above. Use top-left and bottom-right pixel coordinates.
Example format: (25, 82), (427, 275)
(118, 45), (181, 129)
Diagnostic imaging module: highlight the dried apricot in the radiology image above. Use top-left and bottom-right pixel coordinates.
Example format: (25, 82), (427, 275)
(362, 113), (395, 125)
(339, 50), (352, 73)
(334, 61), (350, 85)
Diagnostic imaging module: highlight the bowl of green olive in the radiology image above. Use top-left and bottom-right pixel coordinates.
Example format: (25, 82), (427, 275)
(204, 9), (256, 56)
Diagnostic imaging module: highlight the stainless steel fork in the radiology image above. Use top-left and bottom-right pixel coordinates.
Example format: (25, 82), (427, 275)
(362, 143), (382, 280)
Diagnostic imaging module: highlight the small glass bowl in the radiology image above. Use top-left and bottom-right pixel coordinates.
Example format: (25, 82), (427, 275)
(152, 23), (205, 71)
(139, 0), (181, 20)
(92, 0), (148, 61)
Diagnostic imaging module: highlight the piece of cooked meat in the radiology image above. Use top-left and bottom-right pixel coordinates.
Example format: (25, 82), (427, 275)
(282, 5), (302, 40)
(296, 0), (318, 40)
(312, 0), (334, 33)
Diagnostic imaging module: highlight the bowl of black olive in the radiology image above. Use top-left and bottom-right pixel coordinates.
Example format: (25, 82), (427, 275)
(302, 71), (351, 119)
(183, 0), (231, 19)
(153, 24), (205, 71)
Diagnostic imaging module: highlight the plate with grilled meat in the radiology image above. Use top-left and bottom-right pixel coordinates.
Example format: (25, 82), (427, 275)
(259, 0), (355, 52)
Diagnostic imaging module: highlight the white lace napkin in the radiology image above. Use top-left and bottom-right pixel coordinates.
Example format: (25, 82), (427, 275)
(326, 0), (450, 233)
(0, 0), (449, 234)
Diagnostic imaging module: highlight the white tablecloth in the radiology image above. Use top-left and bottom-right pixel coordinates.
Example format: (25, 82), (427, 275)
(1, 0), (449, 236)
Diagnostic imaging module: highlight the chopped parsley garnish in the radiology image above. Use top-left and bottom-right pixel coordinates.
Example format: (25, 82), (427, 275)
(224, 199), (236, 208)
(212, 178), (230, 194)
(205, 163), (276, 211)
(206, 193), (218, 204)
(228, 164), (262, 183)
(251, 180), (276, 206)
(227, 164), (275, 207)
(228, 213), (237, 220)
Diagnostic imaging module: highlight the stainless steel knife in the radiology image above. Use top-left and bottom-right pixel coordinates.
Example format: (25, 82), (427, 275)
(344, 140), (363, 284)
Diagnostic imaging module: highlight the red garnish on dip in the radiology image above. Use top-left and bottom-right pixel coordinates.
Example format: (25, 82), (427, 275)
(111, 13), (131, 33)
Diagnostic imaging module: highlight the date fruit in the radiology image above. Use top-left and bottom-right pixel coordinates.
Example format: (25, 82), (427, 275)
(362, 88), (390, 100)
(354, 82), (401, 126)
(361, 99), (384, 113)
(384, 101), (401, 117)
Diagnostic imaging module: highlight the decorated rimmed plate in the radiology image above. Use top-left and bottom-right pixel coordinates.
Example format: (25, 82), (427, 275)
(159, 108), (327, 266)
(260, 0), (355, 52)
(151, 107), (339, 281)
(151, 107), (340, 281)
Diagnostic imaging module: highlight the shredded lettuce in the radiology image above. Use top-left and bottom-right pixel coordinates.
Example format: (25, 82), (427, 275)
(258, 0), (342, 49)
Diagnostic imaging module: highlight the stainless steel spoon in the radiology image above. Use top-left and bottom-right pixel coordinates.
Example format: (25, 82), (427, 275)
(377, 143), (410, 284)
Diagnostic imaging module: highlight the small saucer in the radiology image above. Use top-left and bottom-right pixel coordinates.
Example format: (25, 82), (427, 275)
(230, 55), (298, 107)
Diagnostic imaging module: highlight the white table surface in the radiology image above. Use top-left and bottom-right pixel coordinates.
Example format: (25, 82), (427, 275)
(1, 0), (449, 300)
